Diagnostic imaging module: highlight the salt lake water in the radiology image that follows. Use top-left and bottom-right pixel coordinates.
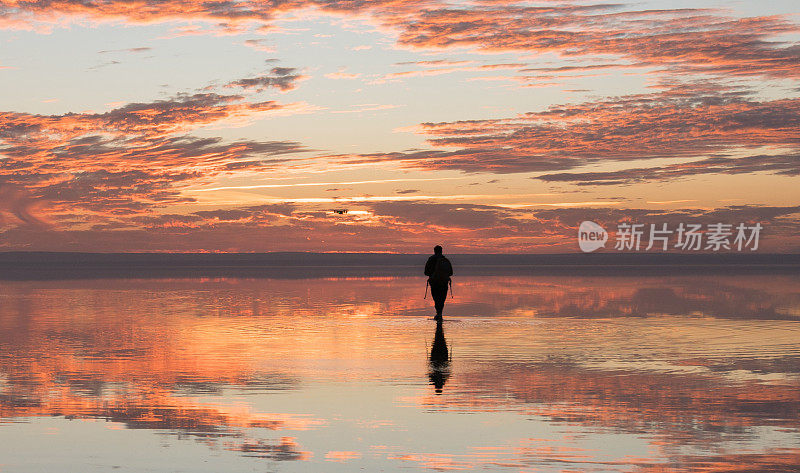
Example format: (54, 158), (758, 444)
(1, 273), (798, 471)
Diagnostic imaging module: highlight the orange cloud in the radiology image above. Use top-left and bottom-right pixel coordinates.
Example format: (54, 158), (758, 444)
(392, 5), (800, 79)
(0, 199), (797, 253)
(3, 2), (798, 80)
(225, 67), (307, 92)
(0, 87), (309, 221)
(328, 83), (800, 174)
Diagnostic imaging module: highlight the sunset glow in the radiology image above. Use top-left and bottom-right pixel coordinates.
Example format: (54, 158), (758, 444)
(1, 0), (798, 252)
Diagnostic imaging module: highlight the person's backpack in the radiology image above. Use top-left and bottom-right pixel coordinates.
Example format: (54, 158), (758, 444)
(430, 256), (452, 285)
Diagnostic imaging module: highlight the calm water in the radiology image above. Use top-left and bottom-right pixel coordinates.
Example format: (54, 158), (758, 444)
(1, 274), (799, 472)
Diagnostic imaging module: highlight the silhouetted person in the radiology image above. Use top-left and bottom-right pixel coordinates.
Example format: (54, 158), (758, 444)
(424, 245), (453, 321)
(428, 320), (450, 394)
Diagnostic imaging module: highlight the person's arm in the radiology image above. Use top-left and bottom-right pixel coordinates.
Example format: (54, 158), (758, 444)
(424, 256), (434, 276)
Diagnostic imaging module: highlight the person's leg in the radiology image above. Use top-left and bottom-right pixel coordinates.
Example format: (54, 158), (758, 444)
(434, 297), (444, 316)
(431, 282), (448, 318)
(430, 284), (441, 315)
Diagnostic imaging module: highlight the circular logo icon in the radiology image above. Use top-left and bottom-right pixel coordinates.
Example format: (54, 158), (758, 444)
(578, 221), (607, 252)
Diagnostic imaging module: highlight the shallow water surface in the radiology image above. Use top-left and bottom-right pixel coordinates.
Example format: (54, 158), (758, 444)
(1, 274), (798, 471)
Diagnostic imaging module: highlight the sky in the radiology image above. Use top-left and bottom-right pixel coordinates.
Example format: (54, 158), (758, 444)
(0, 0), (798, 253)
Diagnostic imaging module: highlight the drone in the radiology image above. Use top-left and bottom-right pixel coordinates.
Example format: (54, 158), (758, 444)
(331, 209), (348, 215)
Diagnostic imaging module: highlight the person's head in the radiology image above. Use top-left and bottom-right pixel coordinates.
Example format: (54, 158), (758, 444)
(433, 245), (443, 255)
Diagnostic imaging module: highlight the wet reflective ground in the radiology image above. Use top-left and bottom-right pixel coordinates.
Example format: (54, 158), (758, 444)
(1, 274), (798, 471)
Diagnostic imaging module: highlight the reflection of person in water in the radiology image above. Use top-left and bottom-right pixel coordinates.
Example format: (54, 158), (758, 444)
(428, 320), (451, 394)
(424, 245), (453, 321)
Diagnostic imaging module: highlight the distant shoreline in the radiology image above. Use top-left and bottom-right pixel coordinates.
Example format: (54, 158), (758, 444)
(0, 252), (797, 280)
